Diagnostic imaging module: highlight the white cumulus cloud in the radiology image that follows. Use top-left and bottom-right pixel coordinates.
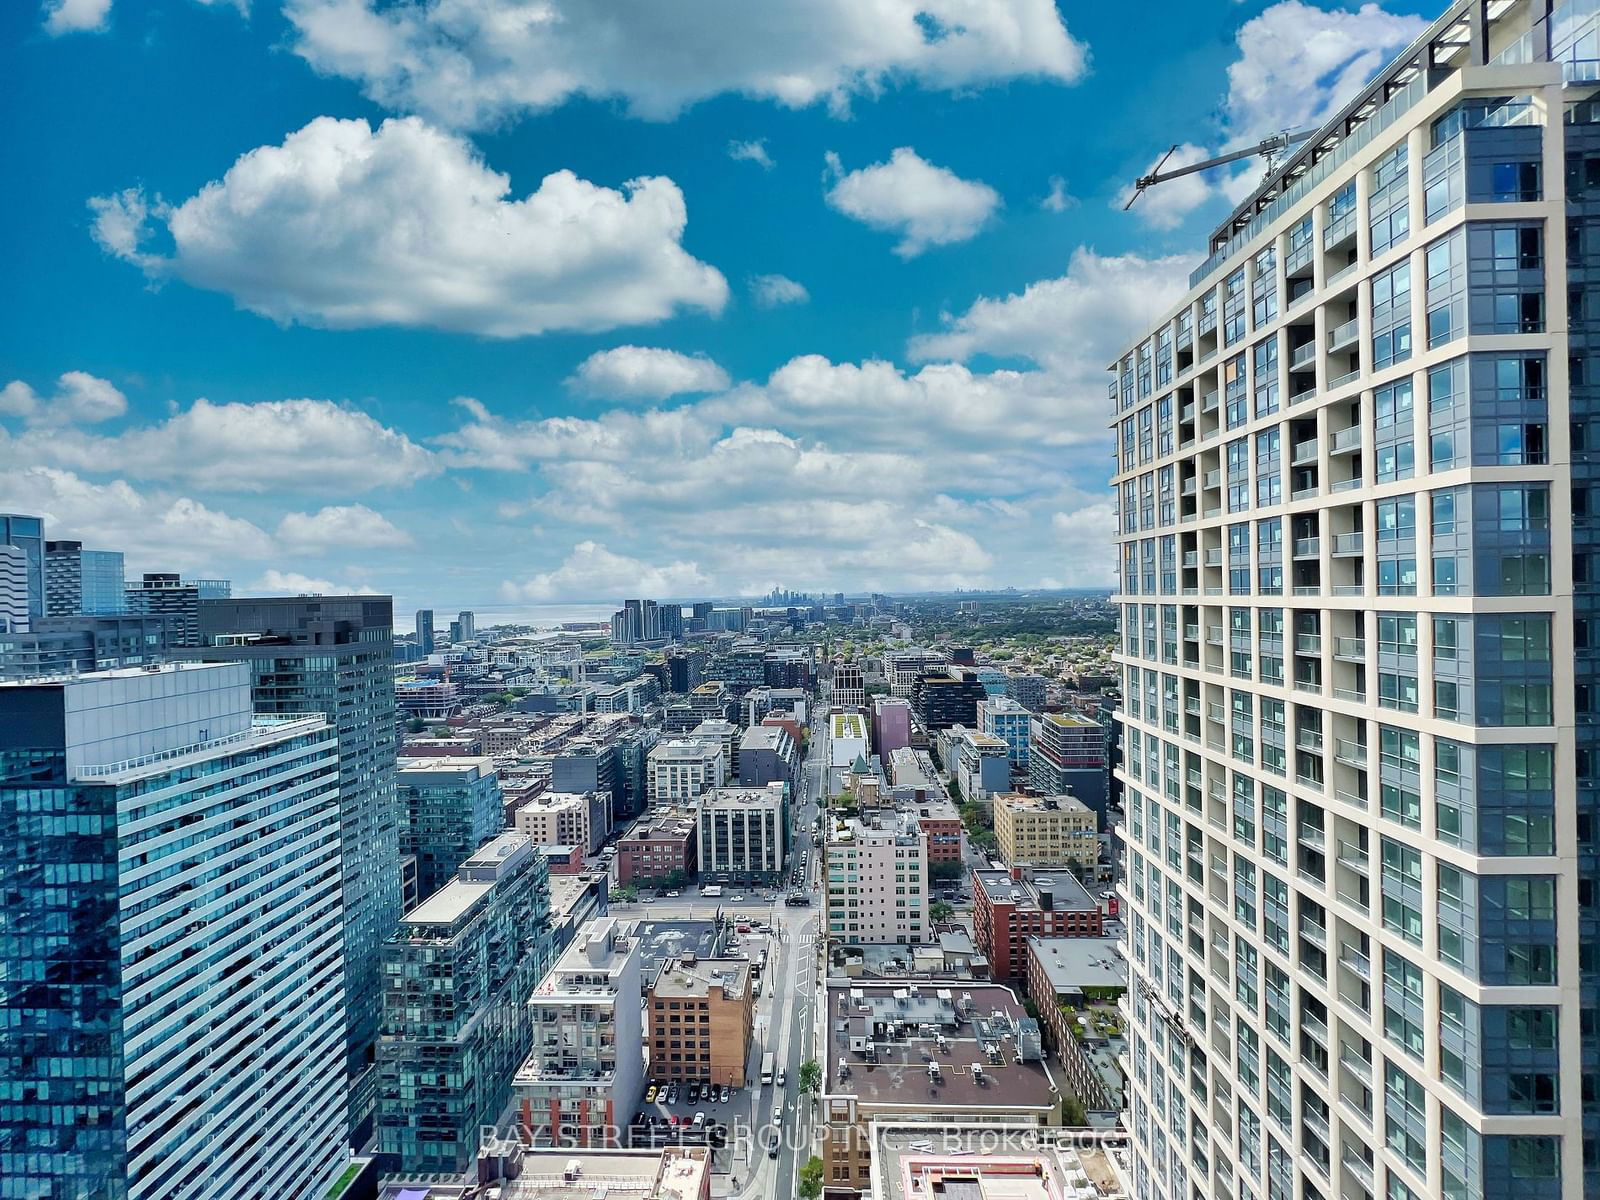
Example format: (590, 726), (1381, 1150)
(43, 0), (111, 34)
(0, 396), (436, 493)
(0, 371), (127, 425)
(89, 115), (728, 338)
(501, 541), (709, 602)
(750, 274), (809, 308)
(567, 346), (730, 400)
(285, 0), (1086, 129)
(276, 504), (414, 552)
(825, 148), (1000, 258)
(252, 568), (380, 595)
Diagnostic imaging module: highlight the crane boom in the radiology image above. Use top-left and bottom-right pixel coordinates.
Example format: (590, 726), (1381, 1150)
(1123, 129), (1314, 210)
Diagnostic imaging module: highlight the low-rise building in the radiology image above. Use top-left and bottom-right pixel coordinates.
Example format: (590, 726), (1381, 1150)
(944, 726), (1011, 809)
(971, 867), (1103, 981)
(514, 918), (643, 1147)
(826, 811), (928, 945)
(829, 710), (870, 794)
(647, 739), (725, 804)
(380, 1145), (713, 1200)
(647, 956), (755, 1087)
(735, 723), (796, 786)
(378, 833), (554, 1175)
(514, 789), (610, 854)
(696, 784), (786, 884)
(820, 981), (1060, 1194)
(992, 792), (1098, 873)
(1023, 936), (1128, 1117)
(616, 811), (698, 886)
(396, 755), (503, 905)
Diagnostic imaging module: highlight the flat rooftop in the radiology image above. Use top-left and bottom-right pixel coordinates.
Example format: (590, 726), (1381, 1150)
(652, 956), (750, 1000)
(974, 869), (1097, 914)
(633, 920), (726, 981)
(871, 1125), (1132, 1200)
(400, 877), (494, 927)
(1027, 936), (1128, 995)
(383, 1146), (711, 1200)
(823, 981), (1057, 1114)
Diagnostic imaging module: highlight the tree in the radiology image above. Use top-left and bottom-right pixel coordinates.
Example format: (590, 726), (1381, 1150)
(405, 717), (427, 734)
(930, 901), (955, 921)
(1061, 1095), (1089, 1127)
(612, 884), (638, 903)
(798, 1156), (824, 1200)
(799, 1059), (822, 1094)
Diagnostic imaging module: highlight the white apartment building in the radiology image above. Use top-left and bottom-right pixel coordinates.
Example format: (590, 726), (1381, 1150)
(514, 917), (643, 1147)
(979, 693), (1034, 771)
(1112, 7), (1590, 1200)
(696, 782), (787, 883)
(825, 811), (928, 945)
(646, 738), (725, 804)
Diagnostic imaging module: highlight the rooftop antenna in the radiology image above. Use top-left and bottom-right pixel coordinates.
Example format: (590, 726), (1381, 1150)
(1123, 129), (1314, 210)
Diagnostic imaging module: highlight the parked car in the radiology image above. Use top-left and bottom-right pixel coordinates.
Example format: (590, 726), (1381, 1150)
(687, 1082), (699, 1103)
(667, 1084), (679, 1103)
(719, 1084), (731, 1103)
(693, 1111), (707, 1129)
(645, 1084), (658, 1103)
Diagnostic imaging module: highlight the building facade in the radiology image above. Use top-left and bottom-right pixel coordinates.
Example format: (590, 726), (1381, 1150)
(992, 792), (1099, 873)
(123, 573), (230, 646)
(978, 694), (1034, 771)
(44, 540), (125, 617)
(515, 918), (643, 1147)
(696, 784), (787, 883)
(414, 608), (434, 655)
(911, 666), (988, 731)
(971, 867), (1103, 981)
(647, 957), (755, 1087)
(0, 513), (44, 621)
(825, 811), (929, 944)
(832, 661), (866, 708)
(1111, 9), (1590, 1197)
(1028, 712), (1109, 818)
(871, 695), (913, 757)
(396, 755), (502, 905)
(647, 739), (725, 804)
(186, 595), (400, 1138)
(617, 811), (699, 886)
(0, 663), (348, 1200)
(377, 832), (552, 1175)
(514, 789), (611, 854)
(0, 614), (171, 681)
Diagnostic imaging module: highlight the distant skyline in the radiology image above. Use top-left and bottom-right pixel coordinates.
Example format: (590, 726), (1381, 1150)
(2, 0), (1430, 612)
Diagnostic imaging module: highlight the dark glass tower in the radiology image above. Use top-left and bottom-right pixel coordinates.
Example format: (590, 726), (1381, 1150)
(186, 595), (401, 1144)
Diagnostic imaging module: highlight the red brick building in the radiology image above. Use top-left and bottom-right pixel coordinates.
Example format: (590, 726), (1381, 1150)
(971, 866), (1103, 981)
(617, 810), (698, 886)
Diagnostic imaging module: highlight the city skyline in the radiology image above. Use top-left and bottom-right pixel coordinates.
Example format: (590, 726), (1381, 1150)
(1, 0), (1432, 609)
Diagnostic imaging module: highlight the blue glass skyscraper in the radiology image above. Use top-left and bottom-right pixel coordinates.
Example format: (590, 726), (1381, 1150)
(0, 662), (348, 1199)
(0, 513), (44, 620)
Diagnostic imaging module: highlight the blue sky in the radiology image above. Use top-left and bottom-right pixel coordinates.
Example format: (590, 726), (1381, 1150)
(0, 0), (1432, 614)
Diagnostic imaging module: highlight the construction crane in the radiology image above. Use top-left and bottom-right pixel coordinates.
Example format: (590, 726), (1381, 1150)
(1123, 129), (1314, 210)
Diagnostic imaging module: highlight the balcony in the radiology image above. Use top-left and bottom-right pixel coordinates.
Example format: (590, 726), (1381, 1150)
(1332, 687), (1367, 703)
(1180, 402), (1196, 423)
(1293, 536), (1321, 558)
(1201, 390), (1220, 413)
(1290, 485), (1319, 501)
(1331, 476), (1364, 493)
(1332, 532), (1364, 556)
(1204, 548), (1223, 567)
(1289, 386), (1317, 408)
(1337, 839), (1369, 870)
(1206, 625), (1224, 645)
(1183, 550), (1199, 568)
(1291, 439), (1319, 465)
(1290, 340), (1318, 370)
(1327, 319), (1360, 351)
(1330, 426), (1362, 454)
(1328, 368), (1361, 391)
(1181, 476), (1197, 497)
(1294, 632), (1322, 654)
(1334, 739), (1368, 767)
(1203, 469), (1222, 489)
(1339, 946), (1372, 979)
(1334, 637), (1366, 661)
(1325, 259), (1360, 288)
(1296, 727), (1324, 752)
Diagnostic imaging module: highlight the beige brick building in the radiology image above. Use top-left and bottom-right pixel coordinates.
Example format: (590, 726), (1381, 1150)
(992, 792), (1098, 872)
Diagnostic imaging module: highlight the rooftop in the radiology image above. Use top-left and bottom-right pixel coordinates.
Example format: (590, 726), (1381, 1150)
(995, 792), (1094, 817)
(973, 869), (1098, 914)
(823, 981), (1057, 1113)
(651, 956), (750, 1000)
(632, 920), (727, 981)
(400, 878), (495, 928)
(383, 1146), (711, 1200)
(1027, 936), (1128, 996)
(1039, 711), (1100, 730)
(871, 1125), (1132, 1200)
(397, 755), (496, 777)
